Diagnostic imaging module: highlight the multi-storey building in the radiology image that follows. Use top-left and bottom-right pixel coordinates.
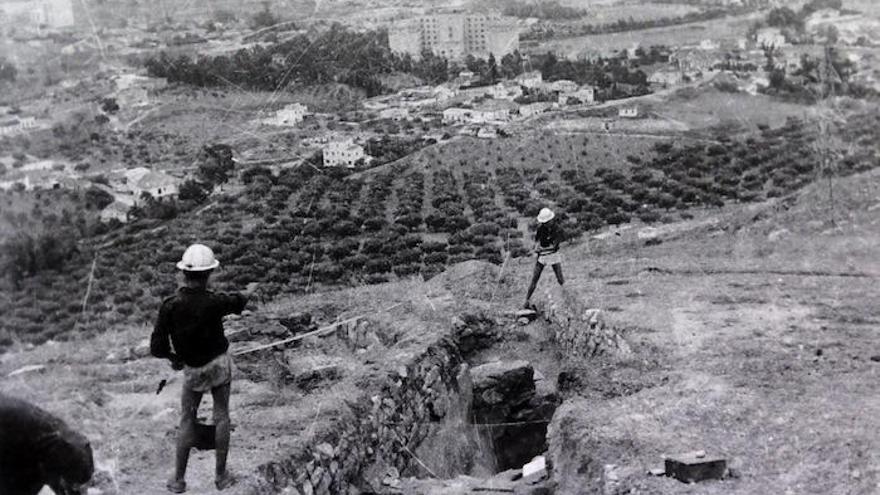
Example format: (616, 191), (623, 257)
(389, 13), (519, 61)
(323, 140), (366, 168)
(0, 0), (74, 30)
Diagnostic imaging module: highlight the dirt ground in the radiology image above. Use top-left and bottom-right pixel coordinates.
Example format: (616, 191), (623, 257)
(2, 167), (880, 494)
(546, 168), (880, 494)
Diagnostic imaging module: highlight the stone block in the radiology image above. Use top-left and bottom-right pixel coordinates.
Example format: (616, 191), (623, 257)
(522, 455), (547, 483)
(471, 360), (535, 410)
(664, 451), (727, 483)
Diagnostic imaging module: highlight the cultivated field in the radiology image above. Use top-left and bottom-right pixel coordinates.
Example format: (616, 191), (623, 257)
(528, 11), (764, 58)
(559, 1), (700, 24)
(655, 87), (814, 131)
(3, 162), (880, 493)
(2, 110), (878, 352)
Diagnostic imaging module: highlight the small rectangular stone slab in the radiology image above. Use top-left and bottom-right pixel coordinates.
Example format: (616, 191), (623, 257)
(664, 452), (726, 483)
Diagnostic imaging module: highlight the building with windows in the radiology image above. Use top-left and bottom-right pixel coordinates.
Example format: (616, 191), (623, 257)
(264, 103), (309, 126)
(442, 100), (516, 124)
(0, 0), (74, 30)
(388, 13), (519, 60)
(0, 116), (37, 136)
(648, 69), (684, 87)
(323, 140), (366, 168)
(515, 71), (543, 89)
(519, 102), (551, 118)
(756, 27), (787, 48)
(618, 106), (639, 118)
(558, 86), (595, 105)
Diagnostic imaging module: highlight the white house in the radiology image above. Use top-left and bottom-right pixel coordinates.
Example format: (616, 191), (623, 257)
(648, 69), (684, 87)
(100, 201), (130, 223)
(756, 27), (787, 48)
(519, 102), (551, 118)
(443, 101), (515, 124)
(548, 80), (578, 93)
(476, 127), (498, 139)
(323, 140), (366, 168)
(443, 108), (472, 124)
(265, 103), (309, 126)
(0, 116), (37, 136)
(132, 169), (179, 199)
(699, 39), (720, 51)
(626, 43), (641, 59)
(474, 100), (516, 122)
(491, 81), (523, 100)
(379, 107), (410, 120)
(433, 85), (456, 101)
(113, 167), (179, 200)
(558, 86), (595, 105)
(363, 100), (389, 111)
(515, 71), (543, 89)
(618, 106), (639, 118)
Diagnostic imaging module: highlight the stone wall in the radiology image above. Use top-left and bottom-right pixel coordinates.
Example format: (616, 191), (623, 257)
(245, 314), (498, 494)
(537, 285), (631, 358)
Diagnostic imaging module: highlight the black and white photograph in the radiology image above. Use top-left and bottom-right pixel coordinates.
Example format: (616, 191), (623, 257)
(1, 0), (879, 492)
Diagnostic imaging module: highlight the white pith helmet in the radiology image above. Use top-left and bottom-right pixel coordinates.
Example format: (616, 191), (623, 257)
(176, 244), (220, 272)
(537, 208), (555, 224)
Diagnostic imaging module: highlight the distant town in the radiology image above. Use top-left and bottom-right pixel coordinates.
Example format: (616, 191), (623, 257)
(1, 0), (878, 225)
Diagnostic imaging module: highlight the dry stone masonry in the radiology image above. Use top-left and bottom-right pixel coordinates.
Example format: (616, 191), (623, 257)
(246, 314), (500, 494)
(537, 285), (631, 358)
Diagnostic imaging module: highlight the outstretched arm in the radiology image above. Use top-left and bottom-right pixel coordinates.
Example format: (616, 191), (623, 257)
(214, 283), (259, 317)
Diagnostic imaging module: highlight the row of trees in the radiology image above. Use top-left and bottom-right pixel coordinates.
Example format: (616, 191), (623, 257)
(522, 7), (744, 41)
(4, 112), (879, 350)
(144, 19), (655, 103)
(766, 0), (843, 30)
(501, 0), (588, 19)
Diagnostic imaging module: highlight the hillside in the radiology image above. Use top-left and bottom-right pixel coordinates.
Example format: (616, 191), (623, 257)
(1, 163), (879, 493)
(1, 109), (878, 351)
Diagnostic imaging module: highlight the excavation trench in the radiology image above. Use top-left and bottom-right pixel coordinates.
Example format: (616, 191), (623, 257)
(244, 312), (565, 494)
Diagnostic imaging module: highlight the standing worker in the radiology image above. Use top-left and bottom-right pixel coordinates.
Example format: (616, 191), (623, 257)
(151, 244), (258, 493)
(524, 207), (565, 309)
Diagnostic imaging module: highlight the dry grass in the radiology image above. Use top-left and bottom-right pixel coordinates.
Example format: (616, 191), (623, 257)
(544, 166), (880, 494)
(531, 11), (763, 59)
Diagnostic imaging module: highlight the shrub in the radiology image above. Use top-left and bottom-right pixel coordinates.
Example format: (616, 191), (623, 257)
(365, 258), (391, 274)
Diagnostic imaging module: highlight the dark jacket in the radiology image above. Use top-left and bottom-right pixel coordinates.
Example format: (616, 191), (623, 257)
(0, 394), (94, 495)
(535, 221), (562, 253)
(151, 287), (247, 368)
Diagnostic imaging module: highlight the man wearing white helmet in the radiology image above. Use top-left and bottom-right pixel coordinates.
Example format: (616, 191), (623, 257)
(524, 207), (565, 308)
(150, 244), (258, 493)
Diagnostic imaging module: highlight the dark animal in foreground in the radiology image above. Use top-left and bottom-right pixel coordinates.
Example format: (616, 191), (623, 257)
(0, 393), (94, 495)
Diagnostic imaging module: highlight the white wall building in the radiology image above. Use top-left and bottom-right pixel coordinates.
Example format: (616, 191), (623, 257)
(648, 70), (684, 87)
(756, 27), (787, 48)
(0, 0), (74, 29)
(112, 167), (179, 200)
(558, 86), (595, 105)
(379, 107), (410, 120)
(265, 103), (309, 126)
(699, 39), (720, 51)
(548, 80), (578, 93)
(618, 106), (639, 118)
(515, 71), (543, 89)
(519, 102), (551, 118)
(443, 101), (515, 124)
(323, 140), (366, 168)
(388, 13), (520, 60)
(0, 116), (37, 136)
(491, 81), (523, 100)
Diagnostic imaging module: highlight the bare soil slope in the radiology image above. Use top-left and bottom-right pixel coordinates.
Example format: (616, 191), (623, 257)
(1, 167), (879, 494)
(547, 168), (880, 494)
